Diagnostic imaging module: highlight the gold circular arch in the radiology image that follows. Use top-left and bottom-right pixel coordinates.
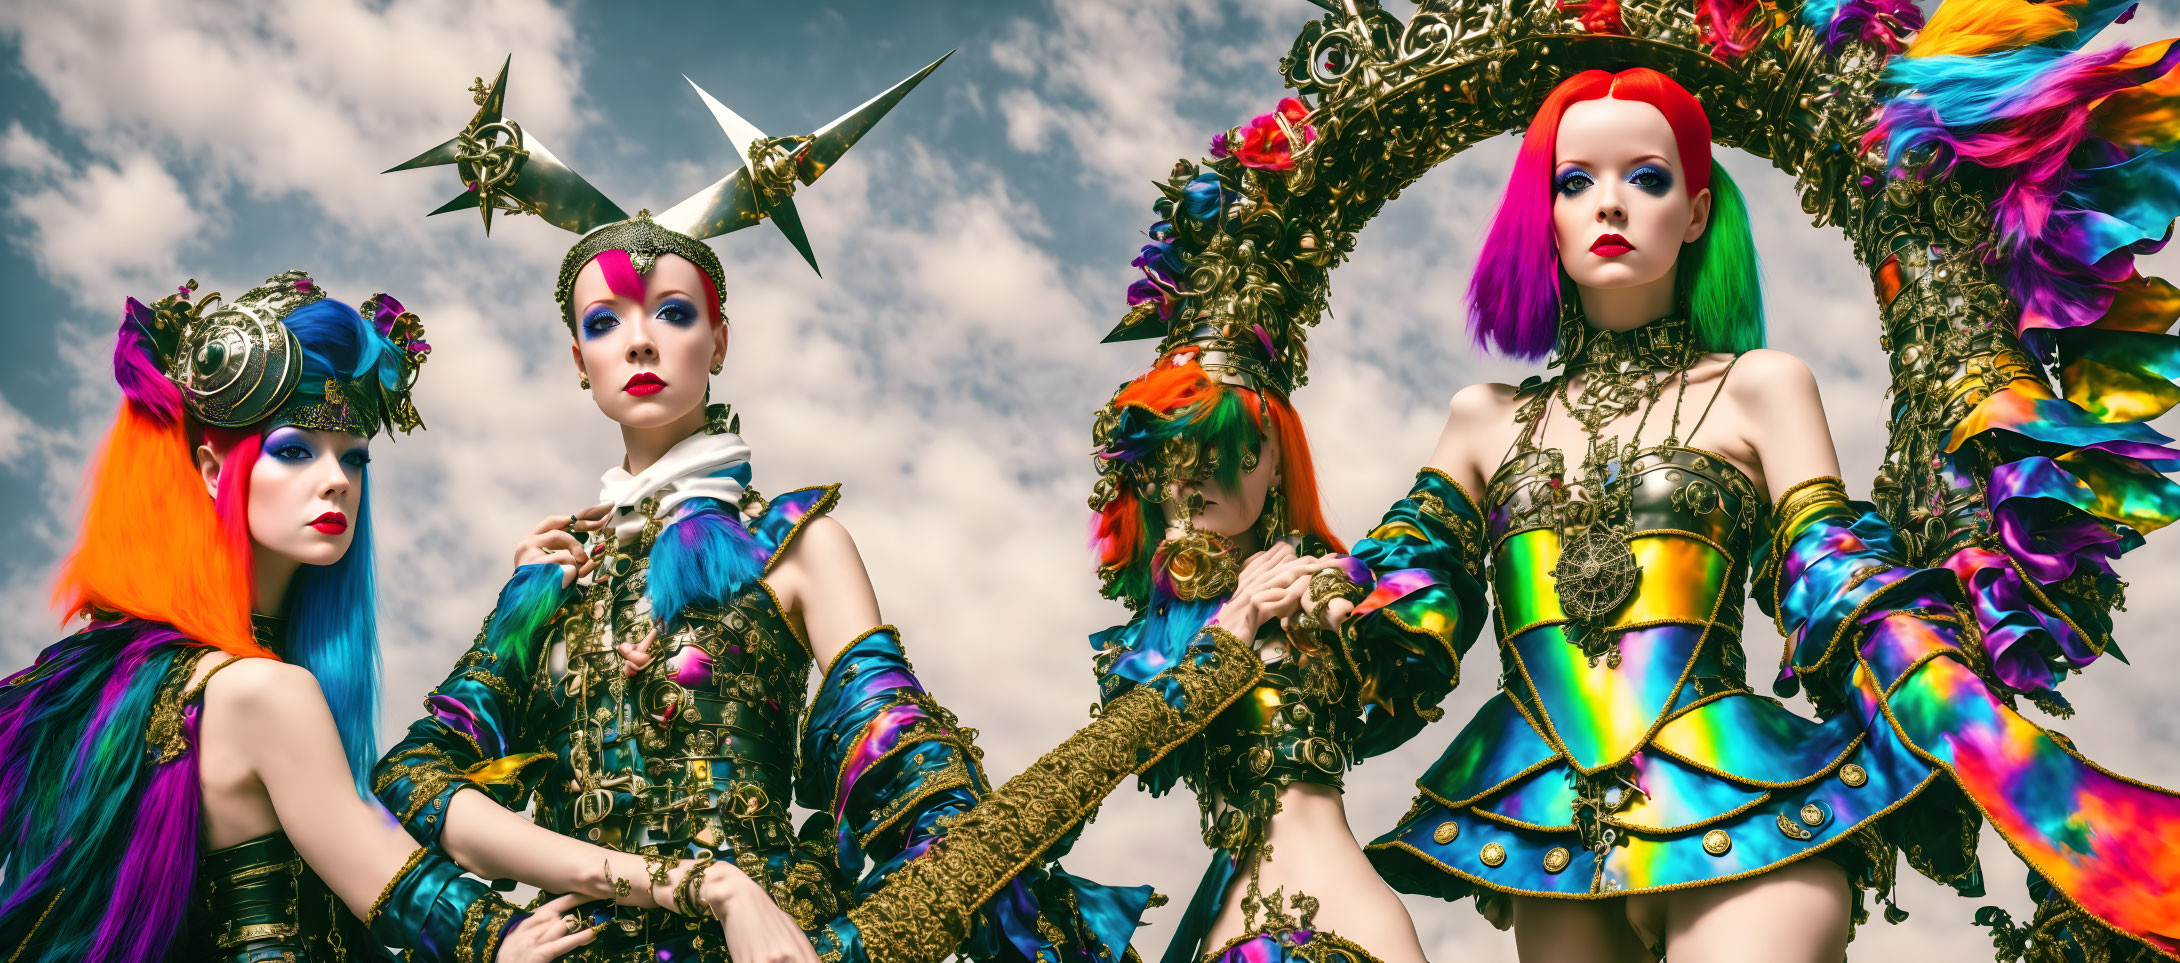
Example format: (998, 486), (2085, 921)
(1104, 0), (2166, 646)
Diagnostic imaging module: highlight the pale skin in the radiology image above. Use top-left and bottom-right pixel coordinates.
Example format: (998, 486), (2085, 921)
(1414, 97), (1852, 961)
(500, 253), (891, 963)
(186, 426), (596, 961)
(1144, 427), (1433, 963)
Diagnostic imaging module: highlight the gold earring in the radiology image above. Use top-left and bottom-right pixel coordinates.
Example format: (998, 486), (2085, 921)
(710, 360), (723, 375)
(579, 373), (590, 389)
(1255, 486), (1291, 548)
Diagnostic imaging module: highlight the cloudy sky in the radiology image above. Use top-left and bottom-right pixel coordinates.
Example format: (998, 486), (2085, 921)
(2, 1), (2175, 958)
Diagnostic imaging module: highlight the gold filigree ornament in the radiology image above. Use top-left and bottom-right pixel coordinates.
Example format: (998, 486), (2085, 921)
(1159, 524), (1242, 603)
(1776, 811), (1817, 841)
(128, 272), (432, 439)
(1551, 530), (1642, 623)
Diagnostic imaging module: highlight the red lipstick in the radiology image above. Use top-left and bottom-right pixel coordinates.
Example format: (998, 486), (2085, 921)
(623, 372), (667, 397)
(1590, 233), (1634, 257)
(310, 512), (347, 535)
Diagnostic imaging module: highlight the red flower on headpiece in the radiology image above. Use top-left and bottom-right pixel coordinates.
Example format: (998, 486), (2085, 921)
(1230, 97), (1316, 172)
(1557, 0), (1627, 35)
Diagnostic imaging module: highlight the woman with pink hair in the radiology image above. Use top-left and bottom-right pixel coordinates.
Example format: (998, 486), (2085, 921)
(1359, 67), (2180, 961)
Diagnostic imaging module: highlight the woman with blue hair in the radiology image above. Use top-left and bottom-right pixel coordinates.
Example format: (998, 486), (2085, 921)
(0, 271), (703, 961)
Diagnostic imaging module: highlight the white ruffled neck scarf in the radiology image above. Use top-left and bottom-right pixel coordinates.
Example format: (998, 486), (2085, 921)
(597, 420), (752, 543)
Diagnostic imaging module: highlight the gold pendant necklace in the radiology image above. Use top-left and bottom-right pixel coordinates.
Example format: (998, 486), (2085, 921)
(1547, 316), (1697, 663)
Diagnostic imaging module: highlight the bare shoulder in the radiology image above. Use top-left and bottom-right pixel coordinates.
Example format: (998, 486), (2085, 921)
(768, 514), (875, 606)
(1724, 348), (1819, 393)
(201, 656), (329, 722)
(1431, 382), (1527, 489)
(1448, 381), (1523, 421)
(775, 514), (863, 574)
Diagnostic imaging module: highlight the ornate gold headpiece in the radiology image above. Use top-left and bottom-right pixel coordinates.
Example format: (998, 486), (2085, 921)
(388, 53), (952, 327)
(131, 271), (430, 437)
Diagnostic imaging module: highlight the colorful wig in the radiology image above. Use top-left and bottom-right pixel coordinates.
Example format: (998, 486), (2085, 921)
(1092, 348), (1342, 605)
(1468, 67), (1765, 360)
(0, 295), (399, 961)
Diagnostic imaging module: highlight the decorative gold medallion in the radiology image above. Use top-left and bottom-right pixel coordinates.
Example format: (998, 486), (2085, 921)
(1776, 812), (1816, 841)
(1159, 529), (1241, 602)
(1542, 847), (1572, 874)
(1702, 829), (1732, 855)
(1479, 842), (1507, 867)
(1839, 764), (1868, 788)
(1799, 803), (1827, 827)
(1432, 821), (1460, 845)
(1552, 529), (1641, 620)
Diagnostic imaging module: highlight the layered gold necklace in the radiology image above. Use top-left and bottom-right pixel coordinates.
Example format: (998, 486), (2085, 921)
(1546, 315), (1699, 664)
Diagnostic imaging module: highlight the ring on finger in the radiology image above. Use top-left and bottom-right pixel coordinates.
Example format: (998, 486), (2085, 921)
(562, 914), (585, 935)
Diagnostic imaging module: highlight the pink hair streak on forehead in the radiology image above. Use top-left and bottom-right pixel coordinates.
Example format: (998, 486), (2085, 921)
(587, 249), (723, 324)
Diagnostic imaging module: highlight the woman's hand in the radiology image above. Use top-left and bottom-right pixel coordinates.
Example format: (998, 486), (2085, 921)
(695, 863), (821, 963)
(1296, 556), (1361, 633)
(617, 629), (657, 678)
(1210, 542), (1328, 645)
(496, 893), (600, 961)
(513, 505), (612, 587)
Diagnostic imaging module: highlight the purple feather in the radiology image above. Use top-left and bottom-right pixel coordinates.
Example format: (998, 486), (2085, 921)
(1822, 0), (1921, 54)
(87, 704), (201, 963)
(114, 299), (182, 424)
(367, 293), (406, 336)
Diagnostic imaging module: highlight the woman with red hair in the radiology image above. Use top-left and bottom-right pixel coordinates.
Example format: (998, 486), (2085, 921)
(1086, 332), (1491, 963)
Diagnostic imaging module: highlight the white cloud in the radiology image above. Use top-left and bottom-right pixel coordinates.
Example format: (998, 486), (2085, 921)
(0, 0), (585, 238)
(989, 0), (1310, 200)
(7, 150), (202, 297)
(0, 122), (65, 177)
(0, 3), (2175, 962)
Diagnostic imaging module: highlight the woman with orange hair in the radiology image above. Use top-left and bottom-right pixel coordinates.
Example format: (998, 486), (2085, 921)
(0, 272), (729, 962)
(1085, 317), (1490, 963)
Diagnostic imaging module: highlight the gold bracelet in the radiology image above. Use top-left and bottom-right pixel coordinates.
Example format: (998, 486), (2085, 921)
(644, 851), (676, 888)
(1308, 566), (1367, 626)
(603, 858), (633, 901)
(674, 856), (714, 918)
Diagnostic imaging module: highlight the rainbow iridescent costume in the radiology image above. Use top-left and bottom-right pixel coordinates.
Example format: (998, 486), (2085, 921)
(1095, 0), (2180, 955)
(1360, 320), (2180, 936)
